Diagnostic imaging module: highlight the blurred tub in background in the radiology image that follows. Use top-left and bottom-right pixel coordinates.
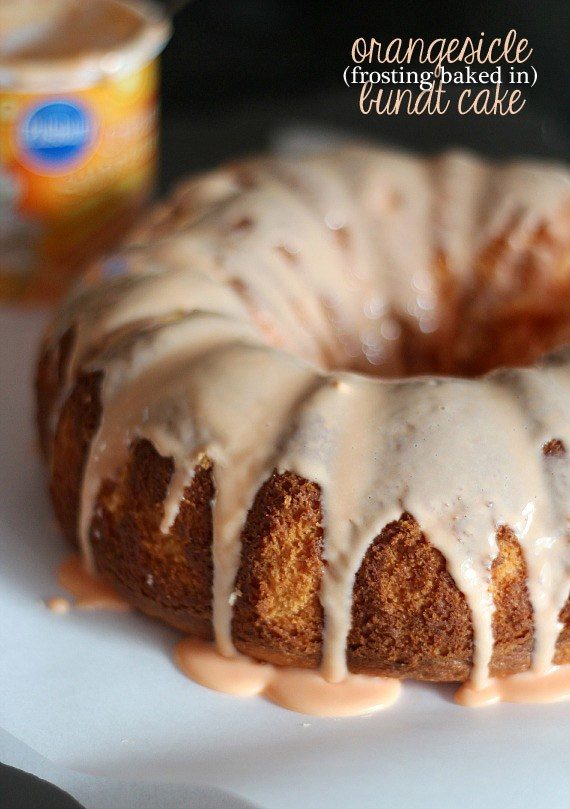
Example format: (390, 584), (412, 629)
(0, 0), (171, 302)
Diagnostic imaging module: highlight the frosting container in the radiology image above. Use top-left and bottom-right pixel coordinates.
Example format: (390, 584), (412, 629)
(0, 0), (171, 301)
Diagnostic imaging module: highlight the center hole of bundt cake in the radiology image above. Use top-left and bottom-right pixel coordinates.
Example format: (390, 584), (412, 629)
(331, 293), (570, 379)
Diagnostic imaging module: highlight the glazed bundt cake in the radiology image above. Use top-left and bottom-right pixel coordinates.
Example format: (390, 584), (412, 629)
(36, 146), (570, 698)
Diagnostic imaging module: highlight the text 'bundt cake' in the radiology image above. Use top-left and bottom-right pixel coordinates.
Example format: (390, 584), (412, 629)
(36, 146), (570, 710)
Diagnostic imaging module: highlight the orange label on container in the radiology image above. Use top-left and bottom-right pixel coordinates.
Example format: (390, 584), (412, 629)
(0, 59), (159, 302)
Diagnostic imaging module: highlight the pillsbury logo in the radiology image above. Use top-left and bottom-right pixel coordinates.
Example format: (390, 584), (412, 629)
(19, 100), (93, 170)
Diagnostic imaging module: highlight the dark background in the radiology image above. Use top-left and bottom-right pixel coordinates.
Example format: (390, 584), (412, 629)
(154, 0), (569, 187)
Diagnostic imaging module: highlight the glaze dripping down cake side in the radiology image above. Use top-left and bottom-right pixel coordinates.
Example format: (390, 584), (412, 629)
(36, 146), (570, 688)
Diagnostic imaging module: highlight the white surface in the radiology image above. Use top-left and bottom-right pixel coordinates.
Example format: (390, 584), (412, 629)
(0, 306), (569, 809)
(0, 728), (260, 809)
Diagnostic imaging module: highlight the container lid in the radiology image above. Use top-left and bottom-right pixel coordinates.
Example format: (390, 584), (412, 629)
(0, 0), (171, 90)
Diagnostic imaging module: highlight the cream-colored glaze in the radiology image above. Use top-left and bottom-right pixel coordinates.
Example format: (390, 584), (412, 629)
(58, 553), (130, 611)
(43, 146), (570, 698)
(0, 0), (170, 89)
(263, 665), (401, 717)
(175, 637), (273, 697)
(455, 666), (570, 707)
(45, 596), (71, 614)
(175, 637), (401, 716)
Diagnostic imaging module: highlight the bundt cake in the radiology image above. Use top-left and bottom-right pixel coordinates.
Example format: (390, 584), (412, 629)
(36, 146), (570, 703)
